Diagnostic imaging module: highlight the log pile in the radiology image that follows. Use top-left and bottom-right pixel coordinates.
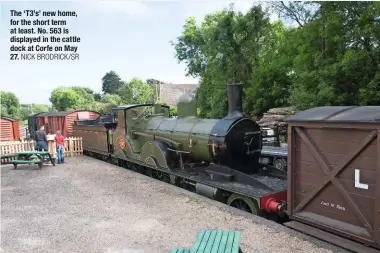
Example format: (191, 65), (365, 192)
(257, 106), (297, 136)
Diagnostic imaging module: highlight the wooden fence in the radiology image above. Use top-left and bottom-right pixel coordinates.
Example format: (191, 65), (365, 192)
(0, 137), (83, 162)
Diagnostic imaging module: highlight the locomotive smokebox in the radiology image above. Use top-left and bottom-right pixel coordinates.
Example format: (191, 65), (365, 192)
(225, 83), (243, 119)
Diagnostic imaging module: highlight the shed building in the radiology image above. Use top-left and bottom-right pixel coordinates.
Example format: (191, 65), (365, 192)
(1, 116), (20, 142)
(35, 110), (101, 137)
(285, 106), (380, 250)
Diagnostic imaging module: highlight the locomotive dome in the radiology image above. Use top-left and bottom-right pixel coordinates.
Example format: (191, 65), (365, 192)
(177, 93), (197, 118)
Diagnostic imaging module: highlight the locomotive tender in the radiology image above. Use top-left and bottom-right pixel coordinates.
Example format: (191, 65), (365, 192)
(73, 83), (287, 216)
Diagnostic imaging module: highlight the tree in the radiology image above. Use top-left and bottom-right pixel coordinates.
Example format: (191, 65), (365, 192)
(172, 4), (288, 117)
(119, 78), (154, 104)
(70, 86), (96, 109)
(173, 1), (380, 116)
(49, 87), (81, 111)
(103, 94), (123, 106)
(31, 104), (51, 114)
(49, 86), (98, 111)
(0, 91), (20, 118)
(94, 92), (102, 102)
(102, 71), (122, 94)
(19, 104), (49, 121)
(285, 1), (380, 109)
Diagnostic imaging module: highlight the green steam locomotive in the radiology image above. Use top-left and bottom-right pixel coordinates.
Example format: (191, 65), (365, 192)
(73, 83), (287, 216)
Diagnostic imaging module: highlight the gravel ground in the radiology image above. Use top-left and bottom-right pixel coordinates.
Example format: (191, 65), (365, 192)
(1, 156), (350, 253)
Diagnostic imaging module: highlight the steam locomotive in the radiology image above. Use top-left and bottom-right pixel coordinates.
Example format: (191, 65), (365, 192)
(73, 83), (287, 216)
(72, 84), (380, 252)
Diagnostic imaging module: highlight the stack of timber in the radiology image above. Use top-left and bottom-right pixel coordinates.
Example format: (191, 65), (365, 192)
(257, 106), (297, 136)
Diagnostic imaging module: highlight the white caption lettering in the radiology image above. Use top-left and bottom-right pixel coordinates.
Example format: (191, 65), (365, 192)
(354, 169), (368, 190)
(320, 201), (346, 211)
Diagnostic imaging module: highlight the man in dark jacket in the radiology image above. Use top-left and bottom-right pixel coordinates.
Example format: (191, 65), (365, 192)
(35, 126), (48, 151)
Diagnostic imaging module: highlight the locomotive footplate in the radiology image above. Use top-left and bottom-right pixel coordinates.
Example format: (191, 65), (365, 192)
(170, 163), (287, 199)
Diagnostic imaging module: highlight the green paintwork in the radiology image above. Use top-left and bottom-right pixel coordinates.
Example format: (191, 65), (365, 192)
(11, 160), (42, 164)
(177, 93), (197, 118)
(144, 116), (218, 161)
(1, 154), (17, 158)
(107, 129), (113, 145)
(114, 103), (219, 169)
(171, 249), (191, 253)
(140, 141), (169, 169)
(227, 193), (260, 214)
(16, 151), (50, 155)
(190, 230), (241, 253)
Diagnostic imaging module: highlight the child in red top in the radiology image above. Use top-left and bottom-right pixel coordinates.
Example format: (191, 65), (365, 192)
(55, 130), (65, 164)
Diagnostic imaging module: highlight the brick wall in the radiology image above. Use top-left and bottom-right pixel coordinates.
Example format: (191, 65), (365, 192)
(159, 83), (199, 106)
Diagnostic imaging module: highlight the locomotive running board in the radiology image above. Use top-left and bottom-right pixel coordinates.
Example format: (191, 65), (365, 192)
(284, 221), (379, 253)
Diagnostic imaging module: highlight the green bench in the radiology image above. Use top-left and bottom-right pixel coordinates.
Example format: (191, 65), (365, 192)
(11, 151), (56, 169)
(1, 153), (17, 158)
(11, 159), (44, 169)
(171, 249), (190, 253)
(172, 230), (242, 253)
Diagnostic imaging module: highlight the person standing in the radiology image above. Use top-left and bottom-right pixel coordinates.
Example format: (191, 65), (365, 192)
(35, 126), (48, 151)
(55, 130), (65, 164)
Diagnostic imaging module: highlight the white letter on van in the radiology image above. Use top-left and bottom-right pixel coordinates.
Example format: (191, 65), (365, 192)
(355, 169), (368, 190)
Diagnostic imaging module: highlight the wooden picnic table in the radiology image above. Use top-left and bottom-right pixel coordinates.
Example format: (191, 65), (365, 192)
(11, 151), (56, 169)
(172, 230), (244, 253)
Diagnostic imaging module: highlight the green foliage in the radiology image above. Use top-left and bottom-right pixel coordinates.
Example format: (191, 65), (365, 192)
(1, 91), (20, 119)
(172, 4), (292, 117)
(19, 104), (50, 121)
(102, 70), (122, 94)
(49, 86), (97, 111)
(119, 78), (154, 104)
(173, 2), (380, 116)
(94, 92), (102, 102)
(70, 86), (96, 109)
(286, 1), (380, 109)
(49, 87), (81, 111)
(170, 106), (178, 117)
(103, 93), (123, 106)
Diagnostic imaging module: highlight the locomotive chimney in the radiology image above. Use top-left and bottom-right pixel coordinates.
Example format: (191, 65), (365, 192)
(225, 83), (243, 119)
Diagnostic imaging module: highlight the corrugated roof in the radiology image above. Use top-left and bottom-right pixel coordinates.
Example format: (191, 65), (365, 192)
(37, 111), (71, 117)
(113, 104), (170, 110)
(35, 110), (100, 117)
(29, 112), (47, 118)
(286, 106), (380, 123)
(0, 116), (17, 121)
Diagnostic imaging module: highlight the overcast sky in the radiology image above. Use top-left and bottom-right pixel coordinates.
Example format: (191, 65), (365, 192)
(0, 0), (278, 104)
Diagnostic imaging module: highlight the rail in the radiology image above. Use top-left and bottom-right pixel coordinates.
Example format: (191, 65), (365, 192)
(0, 137), (83, 164)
